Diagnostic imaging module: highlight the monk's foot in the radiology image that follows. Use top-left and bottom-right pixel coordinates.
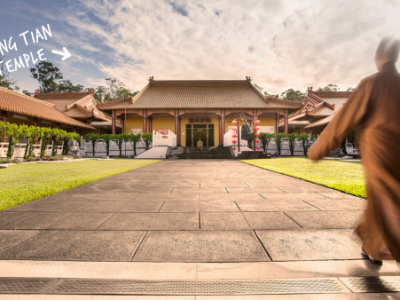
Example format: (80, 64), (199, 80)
(361, 249), (383, 265)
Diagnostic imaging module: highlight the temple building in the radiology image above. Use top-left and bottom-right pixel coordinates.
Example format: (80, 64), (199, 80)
(33, 89), (118, 133)
(279, 88), (352, 135)
(97, 77), (302, 146)
(0, 87), (95, 133)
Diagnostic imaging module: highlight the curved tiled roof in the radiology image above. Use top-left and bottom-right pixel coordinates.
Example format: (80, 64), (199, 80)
(35, 92), (108, 122)
(98, 80), (302, 110)
(0, 87), (95, 129)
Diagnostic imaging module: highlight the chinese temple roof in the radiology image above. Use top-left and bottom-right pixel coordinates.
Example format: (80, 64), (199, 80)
(34, 91), (108, 122)
(98, 78), (302, 110)
(0, 87), (95, 129)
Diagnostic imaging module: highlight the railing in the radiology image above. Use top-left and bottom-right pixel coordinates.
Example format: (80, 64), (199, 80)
(83, 140), (149, 157)
(0, 142), (63, 158)
(152, 130), (177, 147)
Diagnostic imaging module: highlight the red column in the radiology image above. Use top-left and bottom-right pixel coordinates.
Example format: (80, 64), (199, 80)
(1, 110), (7, 142)
(120, 114), (125, 134)
(284, 110), (289, 134)
(177, 110), (181, 145)
(221, 110), (225, 146)
(276, 113), (279, 134)
(174, 110), (178, 138)
(237, 118), (240, 153)
(253, 111), (257, 151)
(111, 110), (116, 134)
(149, 117), (152, 133)
(143, 110), (147, 133)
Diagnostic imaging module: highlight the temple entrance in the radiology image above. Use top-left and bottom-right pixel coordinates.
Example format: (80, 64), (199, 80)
(185, 124), (214, 147)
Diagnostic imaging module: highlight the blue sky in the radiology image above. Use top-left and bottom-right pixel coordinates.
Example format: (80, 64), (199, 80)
(1, 0), (399, 94)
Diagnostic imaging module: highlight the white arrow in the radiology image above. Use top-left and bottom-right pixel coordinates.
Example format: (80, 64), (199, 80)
(51, 47), (71, 61)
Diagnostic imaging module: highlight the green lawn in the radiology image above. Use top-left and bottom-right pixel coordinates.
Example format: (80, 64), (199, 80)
(0, 159), (160, 211)
(241, 158), (366, 198)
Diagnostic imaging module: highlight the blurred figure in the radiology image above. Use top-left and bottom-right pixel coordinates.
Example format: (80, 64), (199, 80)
(308, 36), (400, 264)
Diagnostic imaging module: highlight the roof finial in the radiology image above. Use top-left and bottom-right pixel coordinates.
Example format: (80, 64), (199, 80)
(307, 87), (313, 94)
(149, 76), (154, 82)
(246, 76), (252, 81)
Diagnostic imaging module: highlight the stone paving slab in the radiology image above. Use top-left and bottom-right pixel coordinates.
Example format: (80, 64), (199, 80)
(0, 231), (145, 261)
(160, 201), (200, 212)
(132, 231), (271, 262)
(235, 200), (280, 211)
(201, 213), (251, 230)
(267, 200), (319, 211)
(97, 213), (200, 230)
(135, 193), (199, 201)
(200, 194), (263, 201)
(0, 212), (33, 226)
(256, 229), (362, 261)
(305, 199), (367, 210)
(6, 200), (94, 212)
(0, 230), (40, 250)
(242, 212), (300, 230)
(284, 211), (349, 229)
(326, 211), (364, 228)
(200, 200), (239, 212)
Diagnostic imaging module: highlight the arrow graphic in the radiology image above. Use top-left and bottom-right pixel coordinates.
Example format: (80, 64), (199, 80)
(51, 47), (71, 61)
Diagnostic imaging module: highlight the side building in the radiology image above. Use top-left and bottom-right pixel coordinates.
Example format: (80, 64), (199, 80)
(97, 77), (302, 146)
(0, 87), (95, 134)
(279, 88), (352, 135)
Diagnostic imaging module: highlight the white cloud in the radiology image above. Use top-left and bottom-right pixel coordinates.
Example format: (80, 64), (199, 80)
(34, 0), (400, 93)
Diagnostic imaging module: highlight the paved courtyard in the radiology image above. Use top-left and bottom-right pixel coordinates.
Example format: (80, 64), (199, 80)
(0, 160), (368, 263)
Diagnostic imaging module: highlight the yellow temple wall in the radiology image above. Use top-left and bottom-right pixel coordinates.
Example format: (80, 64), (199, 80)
(152, 117), (175, 134)
(125, 117), (145, 133)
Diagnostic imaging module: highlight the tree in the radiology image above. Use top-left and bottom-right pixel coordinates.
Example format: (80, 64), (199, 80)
(274, 133), (286, 156)
(30, 61), (63, 93)
(128, 133), (141, 157)
(27, 126), (41, 158)
(114, 134), (124, 157)
(22, 90), (32, 96)
(347, 87), (355, 92)
(0, 55), (17, 90)
(92, 78), (139, 103)
(101, 134), (113, 156)
(142, 133), (152, 150)
(287, 133), (297, 156)
(5, 123), (22, 158)
(259, 132), (274, 153)
(318, 84), (339, 92)
(0, 121), (7, 142)
(281, 89), (306, 102)
(297, 133), (315, 156)
(19, 124), (31, 159)
(86, 133), (99, 157)
(39, 127), (53, 157)
(56, 80), (85, 93)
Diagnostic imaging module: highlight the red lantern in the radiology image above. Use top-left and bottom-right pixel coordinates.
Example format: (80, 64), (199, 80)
(232, 120), (237, 125)
(255, 120), (260, 125)
(255, 139), (260, 143)
(256, 145), (260, 150)
(232, 127), (237, 131)
(232, 140), (237, 144)
(255, 127), (260, 131)
(232, 147), (237, 150)
(255, 133), (260, 137)
(232, 134), (237, 138)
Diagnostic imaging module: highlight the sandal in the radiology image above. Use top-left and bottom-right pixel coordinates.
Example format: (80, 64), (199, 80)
(361, 249), (383, 265)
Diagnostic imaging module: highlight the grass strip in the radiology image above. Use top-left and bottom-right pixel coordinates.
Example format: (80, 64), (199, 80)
(241, 158), (366, 198)
(0, 159), (160, 210)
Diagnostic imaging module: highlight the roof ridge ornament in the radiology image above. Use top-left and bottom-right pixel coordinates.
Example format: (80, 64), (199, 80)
(149, 76), (154, 82)
(245, 76), (252, 81)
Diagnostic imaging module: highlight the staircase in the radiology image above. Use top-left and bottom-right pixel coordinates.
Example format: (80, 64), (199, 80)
(169, 147), (234, 159)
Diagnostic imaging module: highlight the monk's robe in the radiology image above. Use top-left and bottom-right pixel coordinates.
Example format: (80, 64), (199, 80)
(308, 62), (400, 262)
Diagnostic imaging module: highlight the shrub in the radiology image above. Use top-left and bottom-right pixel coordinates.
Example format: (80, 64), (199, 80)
(274, 133), (286, 156)
(288, 133), (298, 156)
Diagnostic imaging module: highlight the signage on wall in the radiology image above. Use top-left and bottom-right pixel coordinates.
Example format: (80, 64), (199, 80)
(189, 118), (211, 123)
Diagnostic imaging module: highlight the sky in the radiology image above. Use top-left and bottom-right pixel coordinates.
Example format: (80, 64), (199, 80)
(0, 0), (399, 95)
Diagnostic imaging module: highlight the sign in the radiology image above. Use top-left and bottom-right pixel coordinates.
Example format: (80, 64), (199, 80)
(258, 126), (274, 133)
(189, 118), (211, 123)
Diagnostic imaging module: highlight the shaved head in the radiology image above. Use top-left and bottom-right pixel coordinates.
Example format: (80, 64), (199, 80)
(376, 36), (400, 63)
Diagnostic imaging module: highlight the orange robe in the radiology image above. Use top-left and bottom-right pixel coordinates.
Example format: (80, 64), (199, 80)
(308, 62), (400, 262)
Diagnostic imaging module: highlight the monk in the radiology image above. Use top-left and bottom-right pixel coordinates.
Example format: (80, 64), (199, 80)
(308, 36), (400, 264)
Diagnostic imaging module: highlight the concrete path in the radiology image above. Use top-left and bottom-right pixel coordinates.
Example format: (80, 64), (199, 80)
(0, 159), (367, 262)
(1, 160), (399, 298)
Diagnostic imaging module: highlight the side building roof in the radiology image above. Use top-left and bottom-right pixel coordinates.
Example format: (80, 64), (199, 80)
(97, 78), (302, 110)
(34, 91), (108, 122)
(0, 87), (95, 129)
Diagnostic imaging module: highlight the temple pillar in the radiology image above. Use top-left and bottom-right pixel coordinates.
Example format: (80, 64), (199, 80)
(175, 110), (179, 141)
(253, 110), (257, 151)
(120, 114), (125, 134)
(149, 117), (153, 133)
(111, 110), (116, 134)
(1, 110), (7, 142)
(284, 110), (289, 134)
(143, 110), (147, 133)
(221, 110), (225, 146)
(275, 113), (279, 134)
